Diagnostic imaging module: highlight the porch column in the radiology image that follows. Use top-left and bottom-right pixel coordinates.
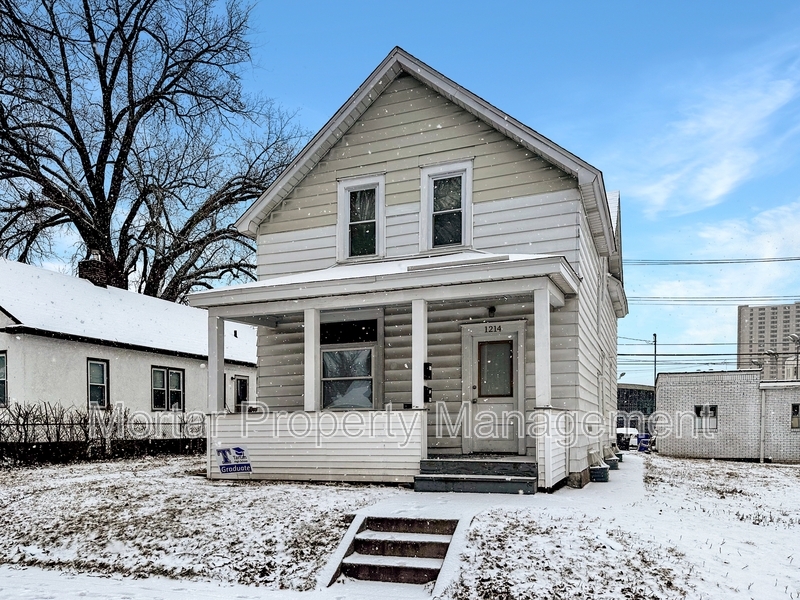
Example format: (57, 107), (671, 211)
(411, 299), (428, 409)
(533, 286), (552, 407)
(207, 315), (225, 413)
(304, 308), (320, 411)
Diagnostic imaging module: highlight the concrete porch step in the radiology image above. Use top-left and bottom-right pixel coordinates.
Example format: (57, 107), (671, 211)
(420, 456), (538, 478)
(341, 553), (444, 585)
(414, 473), (538, 494)
(363, 516), (458, 535)
(354, 529), (452, 558)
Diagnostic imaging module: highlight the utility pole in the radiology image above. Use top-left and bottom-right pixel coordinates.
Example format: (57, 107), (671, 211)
(653, 333), (657, 385)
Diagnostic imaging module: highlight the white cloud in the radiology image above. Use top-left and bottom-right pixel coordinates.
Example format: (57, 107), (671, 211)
(626, 48), (800, 217)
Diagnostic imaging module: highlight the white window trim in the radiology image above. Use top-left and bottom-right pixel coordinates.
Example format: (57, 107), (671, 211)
(419, 159), (473, 252)
(151, 366), (185, 412)
(336, 173), (385, 262)
(320, 343), (377, 410)
(87, 358), (109, 410)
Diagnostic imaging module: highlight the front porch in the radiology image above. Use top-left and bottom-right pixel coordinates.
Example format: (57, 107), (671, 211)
(191, 252), (579, 489)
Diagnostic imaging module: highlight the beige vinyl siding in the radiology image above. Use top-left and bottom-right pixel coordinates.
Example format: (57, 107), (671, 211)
(208, 411), (424, 483)
(257, 314), (304, 411)
(256, 74), (578, 275)
(256, 225), (336, 279)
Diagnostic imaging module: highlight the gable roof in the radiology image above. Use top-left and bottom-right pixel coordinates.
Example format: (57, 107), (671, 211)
(236, 46), (617, 261)
(0, 259), (256, 364)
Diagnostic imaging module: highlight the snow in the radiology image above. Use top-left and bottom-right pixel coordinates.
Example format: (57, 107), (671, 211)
(0, 259), (256, 363)
(1, 453), (799, 599)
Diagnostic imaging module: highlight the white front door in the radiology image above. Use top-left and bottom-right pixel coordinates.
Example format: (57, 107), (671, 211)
(462, 321), (526, 454)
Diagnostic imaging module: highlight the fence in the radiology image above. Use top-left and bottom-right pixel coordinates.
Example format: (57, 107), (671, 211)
(0, 403), (206, 465)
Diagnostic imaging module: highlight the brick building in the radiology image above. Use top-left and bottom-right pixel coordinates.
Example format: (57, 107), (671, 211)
(737, 302), (800, 380)
(655, 370), (800, 463)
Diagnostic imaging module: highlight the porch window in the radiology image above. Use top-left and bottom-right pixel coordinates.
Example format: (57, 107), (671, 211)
(320, 318), (378, 409)
(152, 367), (184, 411)
(337, 174), (385, 261)
(792, 404), (799, 429)
(420, 160), (472, 251)
(234, 375), (249, 412)
(0, 351), (6, 406)
(694, 404), (717, 432)
(87, 359), (109, 409)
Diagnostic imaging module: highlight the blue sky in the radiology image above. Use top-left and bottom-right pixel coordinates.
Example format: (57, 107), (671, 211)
(240, 1), (800, 384)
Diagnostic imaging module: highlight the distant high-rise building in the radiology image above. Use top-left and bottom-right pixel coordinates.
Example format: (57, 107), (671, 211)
(737, 302), (800, 380)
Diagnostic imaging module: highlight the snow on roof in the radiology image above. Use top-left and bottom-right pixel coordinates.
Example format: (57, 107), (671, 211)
(190, 251), (566, 302)
(0, 259), (255, 364)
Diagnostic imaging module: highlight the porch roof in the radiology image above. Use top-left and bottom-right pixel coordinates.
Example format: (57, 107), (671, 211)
(188, 251), (578, 317)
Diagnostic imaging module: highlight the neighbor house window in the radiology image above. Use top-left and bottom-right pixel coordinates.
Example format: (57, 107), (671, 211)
(234, 375), (249, 412)
(152, 367), (184, 411)
(0, 352), (6, 406)
(420, 160), (473, 251)
(792, 404), (799, 429)
(337, 174), (385, 261)
(694, 404), (718, 431)
(320, 319), (377, 409)
(87, 359), (109, 409)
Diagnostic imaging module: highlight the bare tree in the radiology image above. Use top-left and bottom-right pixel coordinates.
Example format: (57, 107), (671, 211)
(0, 0), (303, 300)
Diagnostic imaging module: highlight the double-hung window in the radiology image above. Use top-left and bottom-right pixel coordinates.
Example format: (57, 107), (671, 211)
(152, 367), (184, 411)
(694, 404), (718, 432)
(0, 351), (6, 406)
(420, 160), (473, 251)
(337, 174), (385, 261)
(320, 319), (378, 409)
(87, 359), (109, 409)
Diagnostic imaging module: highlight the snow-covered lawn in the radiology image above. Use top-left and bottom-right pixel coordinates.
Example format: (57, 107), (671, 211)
(0, 453), (798, 600)
(0, 456), (407, 590)
(441, 454), (800, 599)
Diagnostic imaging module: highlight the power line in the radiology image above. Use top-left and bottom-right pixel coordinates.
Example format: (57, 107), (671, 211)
(625, 256), (800, 265)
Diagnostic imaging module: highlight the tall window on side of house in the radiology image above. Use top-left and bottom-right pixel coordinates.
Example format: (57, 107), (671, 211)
(792, 404), (799, 429)
(234, 376), (249, 412)
(87, 359), (109, 409)
(420, 160), (473, 251)
(337, 175), (384, 261)
(694, 404), (718, 431)
(0, 352), (6, 407)
(320, 319), (378, 409)
(152, 367), (184, 411)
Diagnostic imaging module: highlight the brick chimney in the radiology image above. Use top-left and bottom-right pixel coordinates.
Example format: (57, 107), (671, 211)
(78, 249), (107, 288)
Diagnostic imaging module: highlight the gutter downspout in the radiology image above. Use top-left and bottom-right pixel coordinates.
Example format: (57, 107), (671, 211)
(759, 388), (766, 463)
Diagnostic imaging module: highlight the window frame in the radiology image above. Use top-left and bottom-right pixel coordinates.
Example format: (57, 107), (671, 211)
(0, 351), (6, 407)
(318, 310), (384, 410)
(336, 173), (385, 262)
(791, 403), (799, 430)
(419, 160), (473, 252)
(151, 366), (185, 412)
(693, 404), (718, 432)
(320, 343), (376, 410)
(87, 358), (110, 410)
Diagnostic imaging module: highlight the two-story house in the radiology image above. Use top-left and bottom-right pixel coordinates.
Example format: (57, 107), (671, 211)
(189, 47), (627, 491)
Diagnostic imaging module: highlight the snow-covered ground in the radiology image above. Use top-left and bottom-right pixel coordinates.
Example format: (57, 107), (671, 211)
(1, 453), (798, 599)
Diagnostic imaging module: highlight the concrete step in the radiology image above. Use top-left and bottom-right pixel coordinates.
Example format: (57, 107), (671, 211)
(341, 552), (444, 584)
(420, 457), (538, 478)
(363, 516), (458, 535)
(414, 473), (537, 494)
(354, 529), (452, 559)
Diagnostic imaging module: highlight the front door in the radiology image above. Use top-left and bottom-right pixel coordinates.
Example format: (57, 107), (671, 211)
(462, 321), (525, 454)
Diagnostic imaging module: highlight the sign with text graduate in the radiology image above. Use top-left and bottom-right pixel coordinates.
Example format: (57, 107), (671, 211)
(215, 444), (252, 474)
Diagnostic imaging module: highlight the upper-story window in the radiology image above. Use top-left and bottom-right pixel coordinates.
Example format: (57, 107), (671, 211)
(420, 160), (473, 251)
(337, 174), (385, 261)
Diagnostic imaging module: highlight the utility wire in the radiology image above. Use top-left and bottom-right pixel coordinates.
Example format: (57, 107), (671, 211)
(625, 256), (800, 265)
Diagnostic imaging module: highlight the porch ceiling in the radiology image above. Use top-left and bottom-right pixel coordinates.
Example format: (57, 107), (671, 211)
(188, 252), (578, 318)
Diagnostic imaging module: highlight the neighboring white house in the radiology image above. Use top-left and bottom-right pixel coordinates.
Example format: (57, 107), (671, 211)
(0, 258), (256, 415)
(656, 370), (800, 463)
(189, 47), (628, 489)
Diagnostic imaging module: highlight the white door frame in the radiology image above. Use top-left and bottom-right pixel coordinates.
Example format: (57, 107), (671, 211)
(461, 320), (526, 455)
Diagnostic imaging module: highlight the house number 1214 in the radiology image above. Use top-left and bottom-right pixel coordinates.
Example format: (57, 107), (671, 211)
(484, 325), (502, 333)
